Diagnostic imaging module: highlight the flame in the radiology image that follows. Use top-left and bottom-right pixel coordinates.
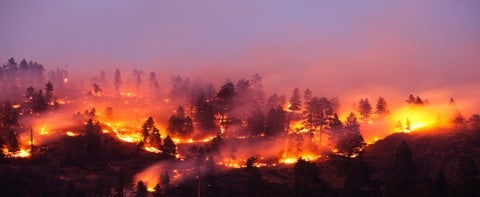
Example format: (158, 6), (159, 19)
(144, 146), (162, 153)
(66, 131), (78, 137)
(39, 127), (49, 135)
(63, 78), (68, 83)
(3, 147), (31, 158)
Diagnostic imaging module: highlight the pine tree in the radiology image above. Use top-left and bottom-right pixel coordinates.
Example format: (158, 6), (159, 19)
(289, 88), (301, 112)
(358, 98), (372, 123)
(135, 181), (148, 197)
(114, 69), (122, 92)
(194, 93), (217, 131)
(1, 101), (19, 127)
(7, 128), (19, 152)
(375, 97), (389, 116)
(153, 184), (163, 197)
(161, 172), (171, 189)
(303, 88), (312, 105)
(162, 136), (176, 156)
(44, 81), (54, 104)
(247, 109), (265, 136)
(337, 113), (365, 157)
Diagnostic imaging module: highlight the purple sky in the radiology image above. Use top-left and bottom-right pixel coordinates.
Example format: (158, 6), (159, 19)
(1, 0), (479, 105)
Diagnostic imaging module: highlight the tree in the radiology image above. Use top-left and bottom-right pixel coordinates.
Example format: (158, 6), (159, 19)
(194, 93), (217, 132)
(303, 88), (313, 105)
(161, 172), (171, 189)
(153, 184), (163, 197)
(114, 69), (122, 92)
(92, 83), (102, 94)
(85, 119), (102, 159)
(216, 82), (235, 135)
(304, 97), (333, 143)
(247, 109), (265, 137)
(167, 106), (194, 137)
(358, 98), (372, 123)
(132, 69), (143, 93)
(1, 101), (19, 127)
(405, 118), (411, 131)
(468, 114), (480, 129)
(265, 107), (286, 136)
(148, 72), (159, 88)
(337, 113), (365, 157)
(142, 117), (161, 147)
(44, 81), (54, 104)
(162, 135), (176, 157)
(31, 90), (48, 112)
(135, 181), (148, 197)
(289, 88), (302, 112)
(375, 97), (389, 116)
(6, 128), (19, 152)
(453, 112), (466, 129)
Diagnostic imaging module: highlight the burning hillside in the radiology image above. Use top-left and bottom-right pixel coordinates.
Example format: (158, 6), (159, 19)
(0, 58), (478, 196)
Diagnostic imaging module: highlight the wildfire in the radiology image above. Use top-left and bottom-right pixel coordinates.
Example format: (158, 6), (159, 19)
(3, 147), (31, 158)
(39, 127), (49, 135)
(280, 153), (320, 164)
(66, 131), (78, 137)
(144, 146), (162, 153)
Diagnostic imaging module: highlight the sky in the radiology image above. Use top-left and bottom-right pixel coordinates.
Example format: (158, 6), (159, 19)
(1, 0), (479, 109)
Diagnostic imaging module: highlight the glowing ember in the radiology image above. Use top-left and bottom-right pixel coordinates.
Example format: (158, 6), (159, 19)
(66, 131), (78, 137)
(144, 146), (161, 153)
(39, 127), (49, 135)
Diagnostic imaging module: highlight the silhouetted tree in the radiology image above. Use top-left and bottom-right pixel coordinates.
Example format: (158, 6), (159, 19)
(153, 184), (163, 197)
(92, 83), (102, 94)
(405, 118), (411, 131)
(407, 94), (424, 105)
(303, 88), (313, 105)
(148, 72), (159, 88)
(304, 97), (333, 143)
(1, 101), (19, 127)
(167, 106), (194, 137)
(194, 93), (217, 132)
(142, 117), (161, 148)
(162, 136), (176, 157)
(468, 114), (480, 129)
(216, 82), (235, 135)
(266, 93), (285, 110)
(114, 69), (122, 92)
(135, 181), (148, 197)
(85, 119), (102, 160)
(6, 128), (19, 152)
(358, 98), (372, 123)
(453, 112), (466, 129)
(337, 113), (365, 157)
(247, 109), (265, 136)
(375, 97), (389, 116)
(161, 172), (171, 189)
(289, 88), (302, 112)
(265, 107), (286, 136)
(31, 90), (48, 112)
(132, 69), (143, 93)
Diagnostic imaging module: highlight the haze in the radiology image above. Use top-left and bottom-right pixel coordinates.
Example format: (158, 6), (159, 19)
(1, 0), (479, 112)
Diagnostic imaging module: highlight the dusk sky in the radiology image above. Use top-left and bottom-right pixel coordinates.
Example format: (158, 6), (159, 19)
(1, 0), (479, 104)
